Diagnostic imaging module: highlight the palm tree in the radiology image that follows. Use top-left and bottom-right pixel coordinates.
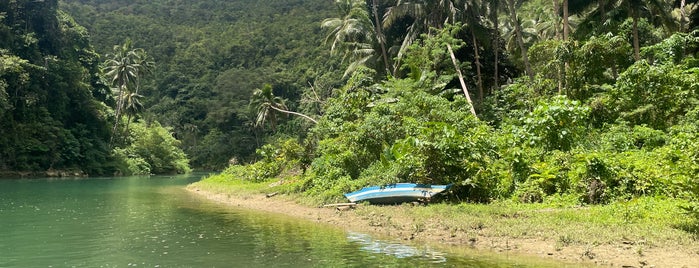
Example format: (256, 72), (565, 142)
(322, 0), (378, 77)
(673, 0), (695, 32)
(570, 0), (674, 60)
(460, 0), (488, 101)
(104, 40), (139, 143)
(505, 0), (535, 79)
(122, 92), (144, 139)
(383, 0), (461, 73)
(686, 0), (699, 31)
(103, 40), (154, 145)
(447, 43), (478, 117)
(628, 0), (674, 60)
(250, 84), (317, 131)
(383, 0), (500, 100)
(371, 0), (391, 74)
(131, 48), (154, 95)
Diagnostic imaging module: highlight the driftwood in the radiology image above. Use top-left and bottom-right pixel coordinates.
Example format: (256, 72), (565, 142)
(322, 202), (357, 208)
(322, 202), (358, 211)
(335, 206), (353, 211)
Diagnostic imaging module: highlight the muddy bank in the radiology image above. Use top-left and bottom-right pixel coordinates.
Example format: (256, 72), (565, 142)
(186, 185), (698, 267)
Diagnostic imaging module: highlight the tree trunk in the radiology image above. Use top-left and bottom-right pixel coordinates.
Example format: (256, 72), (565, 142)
(562, 0), (570, 95)
(491, 1), (500, 91)
(109, 86), (125, 146)
(372, 0), (391, 76)
(123, 113), (133, 144)
(599, 0), (607, 32)
(632, 8), (640, 61)
(447, 44), (477, 118)
(507, 0), (534, 80)
(270, 112), (277, 132)
(553, 0), (560, 39)
(563, 0), (569, 41)
(471, 28), (484, 103)
(680, 0), (687, 32)
(633, 11), (641, 61)
(269, 105), (318, 124)
(553, 0), (563, 94)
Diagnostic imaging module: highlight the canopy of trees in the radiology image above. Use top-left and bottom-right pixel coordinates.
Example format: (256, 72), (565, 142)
(180, 0), (698, 210)
(61, 0), (340, 170)
(0, 0), (112, 175)
(4, 0), (699, 214)
(0, 0), (190, 176)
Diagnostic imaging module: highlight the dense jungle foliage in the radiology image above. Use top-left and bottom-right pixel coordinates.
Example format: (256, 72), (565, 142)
(0, 0), (189, 176)
(60, 0), (340, 170)
(185, 0), (699, 210)
(4, 0), (699, 217)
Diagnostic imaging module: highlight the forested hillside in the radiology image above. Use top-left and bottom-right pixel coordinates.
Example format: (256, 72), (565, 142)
(0, 0), (190, 176)
(0, 0), (111, 175)
(61, 0), (340, 169)
(189, 0), (699, 210)
(5, 0), (699, 212)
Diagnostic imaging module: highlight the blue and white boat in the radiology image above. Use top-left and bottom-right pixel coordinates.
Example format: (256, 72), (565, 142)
(344, 183), (453, 204)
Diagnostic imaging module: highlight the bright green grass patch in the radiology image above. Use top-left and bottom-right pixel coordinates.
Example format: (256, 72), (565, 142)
(189, 173), (271, 196)
(189, 172), (316, 204)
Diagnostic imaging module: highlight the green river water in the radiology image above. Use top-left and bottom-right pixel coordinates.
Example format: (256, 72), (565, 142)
(0, 173), (571, 267)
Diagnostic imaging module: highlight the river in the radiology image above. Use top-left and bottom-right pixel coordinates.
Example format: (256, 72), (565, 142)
(0, 173), (567, 267)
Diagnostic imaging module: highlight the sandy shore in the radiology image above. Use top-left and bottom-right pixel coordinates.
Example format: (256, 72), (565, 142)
(186, 185), (698, 267)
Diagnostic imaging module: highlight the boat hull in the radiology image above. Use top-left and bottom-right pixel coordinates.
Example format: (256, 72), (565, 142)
(344, 183), (452, 204)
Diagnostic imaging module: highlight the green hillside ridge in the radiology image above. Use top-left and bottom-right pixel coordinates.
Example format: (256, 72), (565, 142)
(61, 0), (339, 169)
(3, 0), (699, 229)
(0, 0), (190, 176)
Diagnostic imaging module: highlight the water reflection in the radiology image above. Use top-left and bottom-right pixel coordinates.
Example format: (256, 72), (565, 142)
(0, 174), (569, 268)
(347, 232), (447, 263)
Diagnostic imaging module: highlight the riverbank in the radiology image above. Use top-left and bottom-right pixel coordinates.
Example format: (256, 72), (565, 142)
(187, 180), (699, 267)
(0, 169), (87, 178)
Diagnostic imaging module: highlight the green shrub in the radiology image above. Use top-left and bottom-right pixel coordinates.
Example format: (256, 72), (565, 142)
(112, 147), (151, 175)
(113, 121), (191, 175)
(596, 124), (667, 152)
(667, 112), (699, 216)
(522, 95), (590, 151)
(611, 61), (698, 130)
(219, 137), (306, 182)
(481, 76), (552, 126)
(565, 149), (680, 204)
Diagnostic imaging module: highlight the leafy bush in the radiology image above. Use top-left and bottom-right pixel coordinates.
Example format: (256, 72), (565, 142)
(610, 60), (698, 129)
(522, 95), (590, 151)
(112, 147), (151, 175)
(113, 121), (191, 175)
(480, 75), (552, 126)
(596, 124), (667, 152)
(219, 137), (305, 182)
(667, 110), (699, 217)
